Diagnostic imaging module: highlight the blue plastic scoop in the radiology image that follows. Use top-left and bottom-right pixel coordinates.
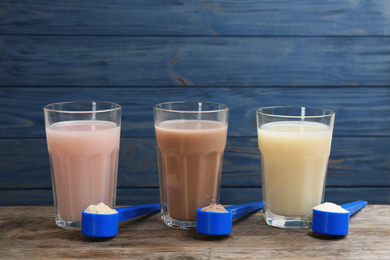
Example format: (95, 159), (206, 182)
(312, 200), (368, 236)
(81, 203), (160, 237)
(196, 201), (264, 235)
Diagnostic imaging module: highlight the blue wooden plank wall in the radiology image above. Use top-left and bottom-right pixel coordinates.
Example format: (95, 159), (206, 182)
(1, 0), (389, 206)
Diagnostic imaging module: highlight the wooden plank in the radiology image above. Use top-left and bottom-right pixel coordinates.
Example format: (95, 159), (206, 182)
(0, 187), (388, 206)
(1, 87), (389, 138)
(1, 0), (390, 36)
(1, 205), (390, 259)
(1, 136), (389, 189)
(2, 36), (390, 87)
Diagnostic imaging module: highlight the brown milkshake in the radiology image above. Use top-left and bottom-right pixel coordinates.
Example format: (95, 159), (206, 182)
(155, 119), (228, 222)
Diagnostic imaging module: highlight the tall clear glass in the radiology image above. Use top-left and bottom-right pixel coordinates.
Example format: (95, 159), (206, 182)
(154, 101), (229, 229)
(256, 106), (335, 229)
(44, 101), (122, 230)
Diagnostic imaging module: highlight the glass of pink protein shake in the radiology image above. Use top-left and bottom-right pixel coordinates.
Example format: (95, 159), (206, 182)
(154, 101), (229, 229)
(44, 101), (121, 230)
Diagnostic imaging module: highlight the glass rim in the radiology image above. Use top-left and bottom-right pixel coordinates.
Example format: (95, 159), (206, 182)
(44, 101), (122, 113)
(256, 106), (335, 119)
(154, 101), (229, 114)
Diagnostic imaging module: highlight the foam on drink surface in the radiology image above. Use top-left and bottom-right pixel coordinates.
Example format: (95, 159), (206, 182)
(260, 121), (330, 134)
(49, 120), (118, 131)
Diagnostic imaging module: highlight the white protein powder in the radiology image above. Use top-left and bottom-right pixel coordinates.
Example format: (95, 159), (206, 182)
(84, 202), (118, 214)
(314, 202), (349, 213)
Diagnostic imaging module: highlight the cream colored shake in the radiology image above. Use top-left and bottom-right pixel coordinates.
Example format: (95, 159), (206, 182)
(258, 121), (333, 217)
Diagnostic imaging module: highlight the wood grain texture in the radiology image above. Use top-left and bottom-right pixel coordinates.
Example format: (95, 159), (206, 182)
(1, 136), (389, 190)
(1, 87), (389, 138)
(1, 205), (389, 259)
(2, 36), (390, 87)
(1, 0), (390, 36)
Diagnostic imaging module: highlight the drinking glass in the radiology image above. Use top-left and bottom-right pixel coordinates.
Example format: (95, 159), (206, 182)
(256, 106), (335, 228)
(154, 101), (229, 229)
(44, 101), (122, 230)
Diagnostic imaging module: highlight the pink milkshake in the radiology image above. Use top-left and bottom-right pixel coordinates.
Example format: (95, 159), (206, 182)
(44, 101), (121, 230)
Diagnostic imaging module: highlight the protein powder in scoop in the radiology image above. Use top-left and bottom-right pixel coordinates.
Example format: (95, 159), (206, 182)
(314, 202), (348, 213)
(84, 202), (118, 214)
(201, 203), (229, 213)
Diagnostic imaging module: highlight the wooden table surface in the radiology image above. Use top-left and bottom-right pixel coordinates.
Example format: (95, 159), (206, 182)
(1, 205), (389, 259)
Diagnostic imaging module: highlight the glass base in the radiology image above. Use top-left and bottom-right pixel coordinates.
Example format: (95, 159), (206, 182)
(55, 216), (81, 231)
(161, 213), (196, 229)
(264, 210), (312, 229)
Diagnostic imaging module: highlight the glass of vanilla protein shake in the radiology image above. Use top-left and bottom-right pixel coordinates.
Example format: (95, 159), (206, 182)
(154, 101), (229, 229)
(256, 106), (335, 229)
(44, 101), (122, 230)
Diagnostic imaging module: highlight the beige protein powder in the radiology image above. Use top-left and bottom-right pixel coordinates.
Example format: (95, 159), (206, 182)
(314, 202), (348, 213)
(201, 203), (229, 213)
(84, 202), (118, 214)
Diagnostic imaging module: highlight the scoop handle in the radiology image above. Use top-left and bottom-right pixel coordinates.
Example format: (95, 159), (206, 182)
(225, 201), (264, 219)
(116, 203), (160, 222)
(341, 200), (368, 216)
